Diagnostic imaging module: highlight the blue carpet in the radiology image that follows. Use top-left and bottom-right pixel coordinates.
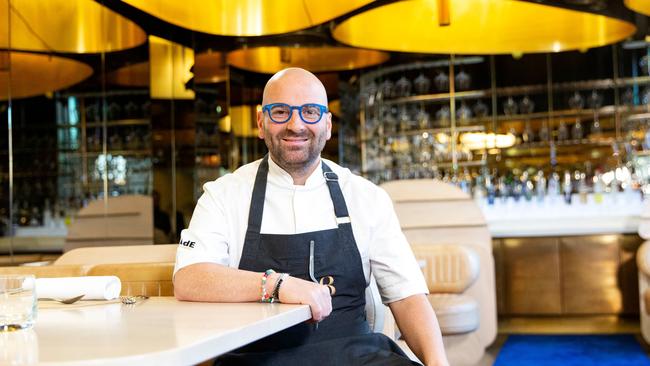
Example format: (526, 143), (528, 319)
(494, 335), (650, 366)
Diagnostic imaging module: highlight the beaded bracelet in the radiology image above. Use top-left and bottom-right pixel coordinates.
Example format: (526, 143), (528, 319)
(261, 269), (276, 303)
(272, 273), (289, 302)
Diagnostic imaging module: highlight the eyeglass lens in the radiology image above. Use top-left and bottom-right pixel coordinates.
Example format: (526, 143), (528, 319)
(269, 104), (322, 123)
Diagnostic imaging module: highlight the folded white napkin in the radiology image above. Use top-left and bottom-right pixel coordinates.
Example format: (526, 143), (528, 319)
(36, 276), (121, 300)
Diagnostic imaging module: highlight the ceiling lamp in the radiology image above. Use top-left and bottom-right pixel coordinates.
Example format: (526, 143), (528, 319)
(625, 0), (650, 16)
(227, 46), (389, 74)
(122, 0), (374, 36)
(460, 132), (516, 150)
(0, 0), (145, 53)
(107, 52), (227, 87)
(106, 62), (149, 87)
(333, 0), (636, 54)
(194, 52), (228, 84)
(0, 51), (92, 100)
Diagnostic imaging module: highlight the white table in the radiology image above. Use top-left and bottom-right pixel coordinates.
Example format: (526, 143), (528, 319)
(2, 297), (311, 366)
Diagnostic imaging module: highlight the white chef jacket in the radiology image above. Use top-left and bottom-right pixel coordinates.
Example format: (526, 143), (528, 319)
(174, 156), (428, 304)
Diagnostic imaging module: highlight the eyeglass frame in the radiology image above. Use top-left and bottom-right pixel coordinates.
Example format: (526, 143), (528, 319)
(262, 103), (329, 124)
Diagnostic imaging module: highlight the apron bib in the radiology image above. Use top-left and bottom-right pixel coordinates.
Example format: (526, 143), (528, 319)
(216, 156), (419, 366)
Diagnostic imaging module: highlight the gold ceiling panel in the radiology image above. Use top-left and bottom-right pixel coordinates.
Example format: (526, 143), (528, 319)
(0, 51), (93, 100)
(122, 0), (374, 36)
(194, 52), (227, 84)
(227, 46), (389, 74)
(625, 0), (650, 16)
(107, 52), (226, 87)
(332, 0), (636, 54)
(0, 0), (146, 53)
(107, 62), (150, 87)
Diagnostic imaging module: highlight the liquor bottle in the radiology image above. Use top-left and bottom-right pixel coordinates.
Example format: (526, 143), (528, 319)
(473, 175), (486, 203)
(593, 172), (604, 204)
(521, 171), (533, 202)
(578, 172), (588, 204)
(459, 168), (472, 196)
(43, 200), (53, 228)
(571, 118), (584, 140)
(512, 173), (523, 202)
(486, 173), (496, 205)
(498, 174), (508, 203)
(535, 170), (547, 203)
(563, 171), (573, 204)
(547, 172), (560, 197)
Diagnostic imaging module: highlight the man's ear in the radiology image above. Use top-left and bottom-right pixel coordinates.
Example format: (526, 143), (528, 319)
(257, 110), (265, 139)
(326, 112), (332, 140)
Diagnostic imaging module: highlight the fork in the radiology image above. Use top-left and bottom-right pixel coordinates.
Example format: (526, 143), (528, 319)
(120, 295), (149, 305)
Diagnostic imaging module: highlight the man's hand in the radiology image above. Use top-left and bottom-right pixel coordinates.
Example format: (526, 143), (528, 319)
(277, 276), (332, 322)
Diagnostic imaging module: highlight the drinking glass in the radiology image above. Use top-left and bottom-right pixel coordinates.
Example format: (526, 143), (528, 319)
(0, 275), (37, 331)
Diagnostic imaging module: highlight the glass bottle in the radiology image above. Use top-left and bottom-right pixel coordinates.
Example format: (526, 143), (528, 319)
(578, 172), (588, 204)
(486, 173), (496, 205)
(535, 170), (547, 203)
(563, 170), (573, 204)
(593, 172), (604, 204)
(571, 117), (584, 140)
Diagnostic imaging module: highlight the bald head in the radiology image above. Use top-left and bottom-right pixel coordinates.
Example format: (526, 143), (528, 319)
(262, 68), (328, 106)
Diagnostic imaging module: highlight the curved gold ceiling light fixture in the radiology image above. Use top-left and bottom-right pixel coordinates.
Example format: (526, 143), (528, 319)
(0, 51), (93, 100)
(625, 0), (650, 16)
(122, 0), (374, 36)
(333, 0), (636, 54)
(106, 52), (227, 87)
(227, 46), (389, 74)
(106, 62), (150, 88)
(0, 0), (146, 53)
(194, 52), (228, 84)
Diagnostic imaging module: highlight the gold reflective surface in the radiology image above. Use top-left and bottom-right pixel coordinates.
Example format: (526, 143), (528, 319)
(0, 0), (146, 53)
(107, 52), (226, 87)
(123, 0), (374, 36)
(227, 46), (389, 74)
(149, 36), (195, 100)
(0, 51), (92, 100)
(626, 0), (650, 16)
(107, 62), (149, 87)
(194, 52), (227, 84)
(333, 0), (636, 54)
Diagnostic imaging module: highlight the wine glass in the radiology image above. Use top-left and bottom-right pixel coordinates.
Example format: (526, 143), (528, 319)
(503, 97), (518, 116)
(568, 91), (584, 110)
(414, 73), (431, 95)
(394, 76), (412, 98)
(473, 100), (489, 118)
(434, 71), (449, 91)
(455, 70), (471, 90)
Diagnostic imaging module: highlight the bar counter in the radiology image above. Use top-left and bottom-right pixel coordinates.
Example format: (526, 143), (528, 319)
(482, 192), (645, 238)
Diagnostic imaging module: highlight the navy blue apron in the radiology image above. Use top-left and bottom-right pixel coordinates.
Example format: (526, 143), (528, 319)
(215, 156), (420, 366)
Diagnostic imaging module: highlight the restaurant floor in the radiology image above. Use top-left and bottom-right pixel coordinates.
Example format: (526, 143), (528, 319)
(475, 316), (649, 366)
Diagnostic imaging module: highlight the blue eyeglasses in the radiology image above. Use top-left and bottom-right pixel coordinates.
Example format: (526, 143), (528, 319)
(262, 103), (328, 124)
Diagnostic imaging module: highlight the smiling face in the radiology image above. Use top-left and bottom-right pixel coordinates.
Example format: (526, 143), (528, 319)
(257, 68), (332, 177)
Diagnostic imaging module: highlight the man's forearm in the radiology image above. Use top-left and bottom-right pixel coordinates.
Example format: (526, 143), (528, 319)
(173, 262), (334, 322)
(388, 294), (449, 366)
(173, 263), (264, 302)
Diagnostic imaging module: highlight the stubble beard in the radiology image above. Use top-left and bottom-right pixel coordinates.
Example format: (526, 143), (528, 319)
(264, 128), (327, 177)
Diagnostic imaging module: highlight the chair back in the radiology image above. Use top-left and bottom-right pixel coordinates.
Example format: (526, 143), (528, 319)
(64, 195), (154, 252)
(380, 179), (497, 348)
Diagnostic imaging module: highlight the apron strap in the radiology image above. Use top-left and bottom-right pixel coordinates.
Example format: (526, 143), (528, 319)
(245, 155), (270, 238)
(246, 156), (352, 237)
(321, 161), (351, 225)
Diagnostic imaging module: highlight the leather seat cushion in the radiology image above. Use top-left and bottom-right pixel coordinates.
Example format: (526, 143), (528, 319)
(427, 293), (479, 335)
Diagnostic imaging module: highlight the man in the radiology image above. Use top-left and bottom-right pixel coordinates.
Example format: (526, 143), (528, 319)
(174, 68), (449, 366)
